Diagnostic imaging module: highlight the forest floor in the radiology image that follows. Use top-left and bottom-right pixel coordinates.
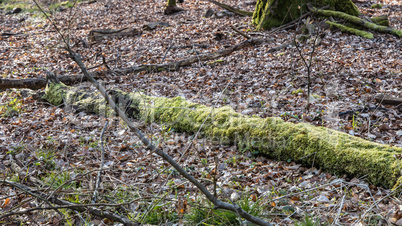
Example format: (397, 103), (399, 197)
(0, 0), (401, 225)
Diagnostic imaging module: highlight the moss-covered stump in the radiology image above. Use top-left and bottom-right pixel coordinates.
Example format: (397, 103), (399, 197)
(253, 0), (359, 30)
(44, 80), (402, 189)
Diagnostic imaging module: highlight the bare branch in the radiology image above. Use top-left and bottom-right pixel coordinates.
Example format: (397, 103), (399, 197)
(0, 180), (137, 225)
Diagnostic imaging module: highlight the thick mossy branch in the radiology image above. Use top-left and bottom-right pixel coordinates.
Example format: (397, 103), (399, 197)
(44, 82), (402, 189)
(370, 15), (389, 26)
(326, 21), (373, 38)
(309, 4), (402, 37)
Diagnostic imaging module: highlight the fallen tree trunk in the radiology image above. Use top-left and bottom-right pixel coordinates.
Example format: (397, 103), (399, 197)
(0, 74), (104, 90)
(89, 27), (140, 41)
(375, 95), (402, 106)
(1, 38), (272, 90)
(43, 80), (402, 190)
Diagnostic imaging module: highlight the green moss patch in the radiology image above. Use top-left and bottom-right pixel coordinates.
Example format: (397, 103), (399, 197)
(371, 4), (382, 9)
(326, 21), (374, 38)
(0, 0), (79, 15)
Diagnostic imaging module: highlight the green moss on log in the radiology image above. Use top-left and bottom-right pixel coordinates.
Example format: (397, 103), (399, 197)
(42, 81), (69, 106)
(371, 4), (382, 9)
(371, 15), (389, 27)
(44, 81), (402, 189)
(326, 21), (373, 38)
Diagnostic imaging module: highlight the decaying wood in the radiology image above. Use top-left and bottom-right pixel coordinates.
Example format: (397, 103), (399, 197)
(375, 95), (402, 106)
(338, 106), (388, 116)
(142, 21), (170, 30)
(1, 37), (274, 90)
(0, 73), (104, 90)
(113, 37), (272, 74)
(308, 3), (402, 37)
(206, 0), (253, 17)
(88, 27), (140, 41)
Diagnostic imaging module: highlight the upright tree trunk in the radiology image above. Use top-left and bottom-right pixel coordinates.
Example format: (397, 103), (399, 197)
(167, 0), (176, 7)
(165, 0), (184, 15)
(253, 0), (360, 30)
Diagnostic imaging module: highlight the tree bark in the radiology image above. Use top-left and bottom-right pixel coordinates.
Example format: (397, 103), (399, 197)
(167, 0), (176, 6)
(253, 0), (360, 30)
(164, 0), (184, 15)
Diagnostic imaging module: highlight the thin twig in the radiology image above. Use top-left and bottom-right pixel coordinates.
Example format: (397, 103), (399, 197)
(334, 194), (346, 224)
(352, 185), (400, 225)
(231, 25), (251, 39)
(0, 180), (137, 224)
(93, 121), (109, 203)
(161, 41), (173, 64)
(205, 0), (253, 17)
(1, 180), (65, 220)
(213, 156), (218, 198)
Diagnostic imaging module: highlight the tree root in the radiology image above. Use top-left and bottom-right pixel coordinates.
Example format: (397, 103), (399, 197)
(308, 3), (402, 38)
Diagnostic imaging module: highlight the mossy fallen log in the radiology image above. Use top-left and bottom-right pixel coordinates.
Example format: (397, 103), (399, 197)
(44, 80), (402, 189)
(308, 4), (402, 37)
(326, 21), (373, 39)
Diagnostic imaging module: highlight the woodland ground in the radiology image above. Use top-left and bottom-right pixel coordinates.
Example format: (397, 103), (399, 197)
(0, 0), (401, 225)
